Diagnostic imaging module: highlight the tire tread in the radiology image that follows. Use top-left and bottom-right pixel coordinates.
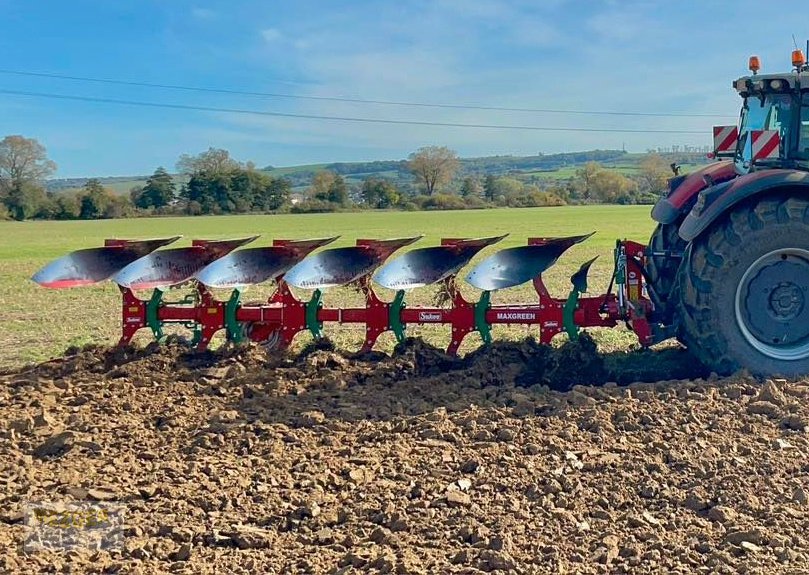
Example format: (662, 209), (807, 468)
(676, 194), (809, 374)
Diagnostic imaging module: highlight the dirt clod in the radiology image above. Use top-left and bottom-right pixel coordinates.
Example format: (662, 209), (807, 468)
(33, 430), (74, 458)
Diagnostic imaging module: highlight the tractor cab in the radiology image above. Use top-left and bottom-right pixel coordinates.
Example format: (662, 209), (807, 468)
(724, 53), (809, 173)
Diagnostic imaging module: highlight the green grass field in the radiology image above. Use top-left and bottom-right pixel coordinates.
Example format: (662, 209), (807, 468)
(0, 206), (656, 370)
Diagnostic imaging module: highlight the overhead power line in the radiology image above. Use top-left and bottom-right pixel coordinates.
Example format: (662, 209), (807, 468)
(0, 88), (709, 134)
(0, 68), (736, 119)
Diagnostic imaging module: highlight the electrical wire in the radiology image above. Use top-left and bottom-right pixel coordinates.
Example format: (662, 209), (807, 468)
(0, 89), (708, 134)
(0, 68), (736, 119)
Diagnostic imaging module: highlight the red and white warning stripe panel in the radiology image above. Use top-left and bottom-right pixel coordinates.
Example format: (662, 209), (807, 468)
(712, 125), (738, 156)
(751, 129), (780, 161)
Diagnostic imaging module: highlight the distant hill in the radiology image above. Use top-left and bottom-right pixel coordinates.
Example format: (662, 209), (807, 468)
(45, 150), (709, 194)
(46, 174), (188, 195)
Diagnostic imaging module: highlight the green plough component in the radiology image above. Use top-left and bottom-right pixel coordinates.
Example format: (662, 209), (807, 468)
(146, 288), (165, 341)
(389, 290), (406, 344)
(614, 240), (626, 289)
(475, 291), (492, 345)
(563, 256), (598, 341)
(563, 290), (580, 340)
(225, 288), (244, 343)
(147, 288), (205, 345)
(189, 323), (203, 347)
(306, 289), (324, 339)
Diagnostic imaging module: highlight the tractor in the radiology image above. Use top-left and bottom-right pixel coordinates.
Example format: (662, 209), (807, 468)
(646, 49), (809, 376)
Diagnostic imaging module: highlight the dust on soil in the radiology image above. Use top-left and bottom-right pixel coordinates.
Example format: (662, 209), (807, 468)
(1, 338), (808, 574)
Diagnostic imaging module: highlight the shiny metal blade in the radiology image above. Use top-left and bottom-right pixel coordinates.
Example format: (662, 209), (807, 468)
(114, 248), (211, 289)
(373, 244), (487, 290)
(196, 247), (303, 288)
(114, 237), (253, 290)
(192, 236), (259, 257)
(465, 234), (594, 291)
(273, 237), (339, 251)
(571, 256), (599, 293)
(283, 247), (380, 289)
(32, 237), (180, 289)
(527, 232), (594, 248)
(441, 234), (508, 249)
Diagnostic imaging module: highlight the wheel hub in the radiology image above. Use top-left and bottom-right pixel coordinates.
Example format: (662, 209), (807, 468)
(737, 250), (809, 357)
(768, 282), (804, 320)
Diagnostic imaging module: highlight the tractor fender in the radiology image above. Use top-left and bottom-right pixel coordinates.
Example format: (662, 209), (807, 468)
(678, 169), (809, 242)
(651, 161), (738, 224)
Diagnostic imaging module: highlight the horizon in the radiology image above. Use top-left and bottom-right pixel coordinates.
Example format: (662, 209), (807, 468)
(1, 0), (799, 178)
(46, 148), (710, 182)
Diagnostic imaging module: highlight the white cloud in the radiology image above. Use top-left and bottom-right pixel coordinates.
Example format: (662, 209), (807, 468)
(261, 28), (283, 42)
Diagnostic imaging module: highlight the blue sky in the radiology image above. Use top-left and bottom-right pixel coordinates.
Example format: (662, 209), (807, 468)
(0, 0), (803, 177)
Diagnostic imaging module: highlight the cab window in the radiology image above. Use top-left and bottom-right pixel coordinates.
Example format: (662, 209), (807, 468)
(800, 93), (809, 159)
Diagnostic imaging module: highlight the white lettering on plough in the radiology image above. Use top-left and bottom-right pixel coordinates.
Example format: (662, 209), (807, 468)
(496, 312), (536, 321)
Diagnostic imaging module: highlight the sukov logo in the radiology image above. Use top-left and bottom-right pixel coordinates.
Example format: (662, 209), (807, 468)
(419, 312), (442, 321)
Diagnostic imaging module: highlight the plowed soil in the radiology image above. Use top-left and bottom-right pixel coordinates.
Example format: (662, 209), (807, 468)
(2, 339), (809, 574)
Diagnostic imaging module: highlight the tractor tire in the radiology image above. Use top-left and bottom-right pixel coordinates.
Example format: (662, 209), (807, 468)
(675, 194), (809, 376)
(646, 222), (686, 321)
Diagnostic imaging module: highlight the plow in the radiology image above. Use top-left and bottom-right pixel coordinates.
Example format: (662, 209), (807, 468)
(33, 50), (809, 378)
(33, 233), (651, 356)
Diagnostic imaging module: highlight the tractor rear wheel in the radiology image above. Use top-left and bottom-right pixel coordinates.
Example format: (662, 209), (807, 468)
(676, 195), (809, 376)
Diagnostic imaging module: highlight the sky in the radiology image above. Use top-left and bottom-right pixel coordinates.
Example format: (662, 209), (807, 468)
(0, 0), (804, 178)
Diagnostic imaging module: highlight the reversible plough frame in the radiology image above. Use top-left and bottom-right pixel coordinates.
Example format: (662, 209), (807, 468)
(33, 234), (654, 355)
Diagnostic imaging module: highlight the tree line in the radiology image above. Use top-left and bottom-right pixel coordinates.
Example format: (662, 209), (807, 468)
(0, 135), (675, 221)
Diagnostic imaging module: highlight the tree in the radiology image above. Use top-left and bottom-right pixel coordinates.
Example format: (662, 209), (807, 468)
(176, 147), (240, 175)
(308, 171), (337, 201)
(638, 154), (671, 195)
(408, 146), (459, 195)
(589, 170), (637, 204)
(79, 178), (112, 219)
(4, 181), (48, 221)
(327, 175), (349, 205)
(460, 176), (482, 198)
(573, 161), (602, 201)
(480, 175), (523, 205)
(493, 177), (523, 198)
(230, 168), (291, 211)
(260, 177), (291, 211)
(0, 135), (56, 192)
(361, 178), (400, 208)
(0, 135), (56, 220)
(180, 166), (291, 214)
(54, 192), (81, 220)
(133, 167), (176, 209)
(104, 195), (134, 218)
(483, 174), (497, 202)
(182, 172), (234, 214)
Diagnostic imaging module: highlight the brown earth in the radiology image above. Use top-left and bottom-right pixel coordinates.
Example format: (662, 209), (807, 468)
(1, 338), (809, 574)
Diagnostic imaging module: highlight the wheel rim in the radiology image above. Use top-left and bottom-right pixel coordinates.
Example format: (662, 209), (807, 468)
(735, 248), (809, 360)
